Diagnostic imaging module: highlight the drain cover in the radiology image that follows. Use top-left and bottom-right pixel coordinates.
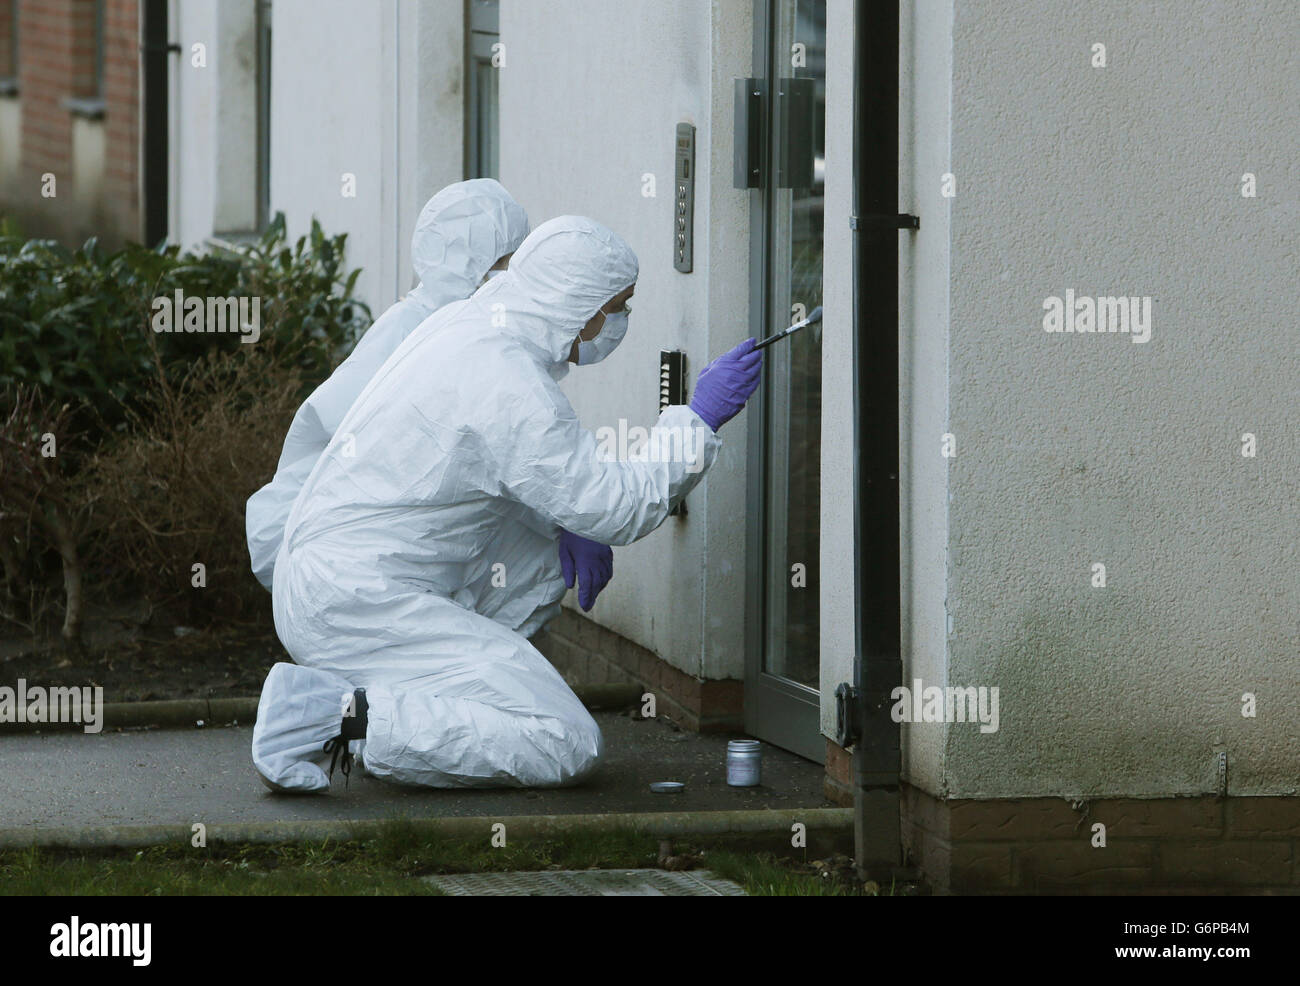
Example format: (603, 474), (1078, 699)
(425, 869), (747, 896)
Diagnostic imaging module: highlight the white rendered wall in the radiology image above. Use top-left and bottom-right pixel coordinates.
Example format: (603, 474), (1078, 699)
(265, 0), (462, 311)
(913, 0), (1300, 798)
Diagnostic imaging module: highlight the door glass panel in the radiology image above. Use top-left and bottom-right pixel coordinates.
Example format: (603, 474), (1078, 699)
(762, 0), (825, 690)
(468, 0), (500, 179)
(473, 59), (499, 178)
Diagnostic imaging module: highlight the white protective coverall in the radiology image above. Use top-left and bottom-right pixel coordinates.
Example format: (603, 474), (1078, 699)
(244, 179), (530, 589)
(251, 216), (722, 790)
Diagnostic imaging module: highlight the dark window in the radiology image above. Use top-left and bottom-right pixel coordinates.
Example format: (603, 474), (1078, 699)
(2, 0), (19, 88)
(466, 0), (499, 179)
(257, 0), (272, 229)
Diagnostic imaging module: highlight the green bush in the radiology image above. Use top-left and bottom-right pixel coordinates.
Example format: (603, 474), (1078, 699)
(0, 215), (370, 643)
(0, 213), (369, 437)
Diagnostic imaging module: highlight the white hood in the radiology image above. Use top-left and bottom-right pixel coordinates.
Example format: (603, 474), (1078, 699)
(407, 178), (531, 311)
(468, 215), (640, 370)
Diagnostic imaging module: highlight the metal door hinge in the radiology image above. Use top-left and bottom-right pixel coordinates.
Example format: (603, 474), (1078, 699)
(834, 683), (861, 747)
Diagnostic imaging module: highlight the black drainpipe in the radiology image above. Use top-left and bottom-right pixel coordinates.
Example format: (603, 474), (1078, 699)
(140, 0), (174, 247)
(837, 0), (914, 879)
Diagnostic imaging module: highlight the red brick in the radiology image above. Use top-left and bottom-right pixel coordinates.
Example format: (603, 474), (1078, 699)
(951, 843), (1013, 893)
(1013, 842), (1155, 889)
(1159, 841), (1293, 887)
(823, 771), (852, 807)
(546, 609), (741, 729)
(1225, 798), (1300, 838)
(1093, 797), (1224, 838)
(8, 0), (138, 241)
(824, 739), (852, 785)
(636, 652), (662, 690)
(948, 798), (1083, 841)
(700, 678), (743, 718)
(904, 825), (952, 893)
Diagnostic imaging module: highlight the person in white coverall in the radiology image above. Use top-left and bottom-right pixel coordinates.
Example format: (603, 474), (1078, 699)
(250, 215), (763, 792)
(245, 179), (530, 590)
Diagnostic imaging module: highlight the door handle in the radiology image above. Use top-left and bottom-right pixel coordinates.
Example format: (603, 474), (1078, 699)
(733, 78), (764, 189)
(734, 77), (817, 189)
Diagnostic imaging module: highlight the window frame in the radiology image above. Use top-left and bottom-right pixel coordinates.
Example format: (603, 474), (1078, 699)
(464, 0), (500, 179)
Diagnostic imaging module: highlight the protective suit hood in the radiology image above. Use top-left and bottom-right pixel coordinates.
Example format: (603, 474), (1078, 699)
(408, 179), (531, 311)
(470, 215), (638, 369)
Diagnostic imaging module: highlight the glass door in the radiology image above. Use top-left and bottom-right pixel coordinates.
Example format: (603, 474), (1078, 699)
(745, 0), (826, 762)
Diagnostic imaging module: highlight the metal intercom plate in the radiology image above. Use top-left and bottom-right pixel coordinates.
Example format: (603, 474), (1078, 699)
(661, 349), (687, 516)
(660, 349), (686, 409)
(674, 123), (695, 273)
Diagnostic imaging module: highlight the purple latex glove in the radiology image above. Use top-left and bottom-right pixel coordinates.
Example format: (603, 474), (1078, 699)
(689, 338), (763, 432)
(558, 529), (613, 611)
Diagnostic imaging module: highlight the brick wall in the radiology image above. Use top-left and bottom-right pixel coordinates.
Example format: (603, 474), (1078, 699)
(0, 1), (14, 78)
(823, 738), (852, 806)
(5, 0), (139, 244)
(18, 0), (81, 180)
(101, 0), (137, 238)
(901, 785), (1299, 894)
(532, 609), (744, 733)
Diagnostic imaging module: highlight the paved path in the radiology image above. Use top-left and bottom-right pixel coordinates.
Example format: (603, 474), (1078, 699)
(0, 711), (827, 829)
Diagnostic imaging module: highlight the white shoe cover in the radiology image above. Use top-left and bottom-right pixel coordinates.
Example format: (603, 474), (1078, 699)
(251, 662), (355, 793)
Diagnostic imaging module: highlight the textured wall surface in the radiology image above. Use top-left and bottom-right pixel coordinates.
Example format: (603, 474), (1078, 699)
(939, 0), (1300, 797)
(268, 0), (388, 307)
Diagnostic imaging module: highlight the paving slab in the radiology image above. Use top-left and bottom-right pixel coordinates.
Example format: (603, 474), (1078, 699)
(426, 869), (748, 896)
(0, 711), (828, 829)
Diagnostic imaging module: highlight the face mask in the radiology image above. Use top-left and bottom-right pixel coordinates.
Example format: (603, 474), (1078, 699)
(577, 307), (629, 365)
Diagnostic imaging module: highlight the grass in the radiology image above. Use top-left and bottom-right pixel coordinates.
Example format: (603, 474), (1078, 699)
(0, 819), (871, 896)
(707, 851), (880, 896)
(0, 844), (441, 896)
